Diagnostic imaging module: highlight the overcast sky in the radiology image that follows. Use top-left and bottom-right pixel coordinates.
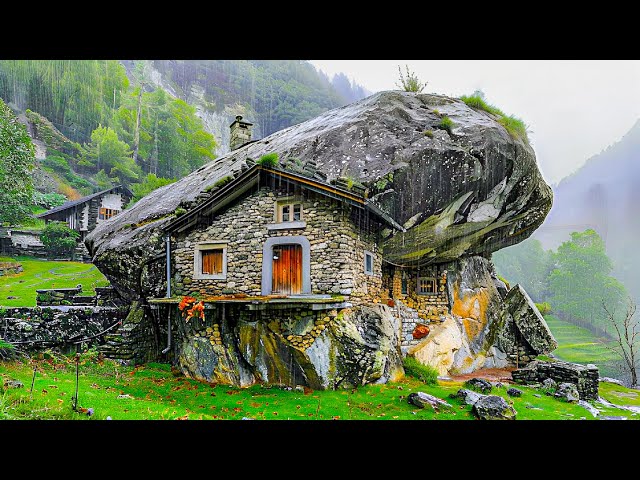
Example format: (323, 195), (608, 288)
(310, 60), (640, 185)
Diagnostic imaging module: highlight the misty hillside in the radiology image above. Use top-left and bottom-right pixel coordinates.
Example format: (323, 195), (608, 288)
(533, 118), (640, 301)
(0, 60), (370, 202)
(121, 60), (370, 154)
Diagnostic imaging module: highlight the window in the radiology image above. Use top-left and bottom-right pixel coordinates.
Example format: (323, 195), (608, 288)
(278, 202), (302, 222)
(201, 249), (223, 275)
(364, 251), (374, 275)
(194, 242), (227, 280)
(99, 208), (119, 220)
(417, 277), (437, 295)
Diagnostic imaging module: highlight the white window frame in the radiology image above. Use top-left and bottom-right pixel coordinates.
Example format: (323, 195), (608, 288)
(364, 250), (374, 276)
(193, 241), (228, 280)
(268, 197), (306, 230)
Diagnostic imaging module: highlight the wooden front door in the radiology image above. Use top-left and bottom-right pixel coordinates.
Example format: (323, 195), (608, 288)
(272, 244), (302, 295)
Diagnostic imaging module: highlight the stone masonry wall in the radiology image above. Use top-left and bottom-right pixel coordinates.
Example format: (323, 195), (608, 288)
(382, 265), (451, 348)
(512, 360), (599, 400)
(1, 306), (127, 353)
(172, 187), (384, 305)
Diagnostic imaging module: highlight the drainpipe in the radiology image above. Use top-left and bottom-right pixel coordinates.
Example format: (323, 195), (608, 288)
(161, 234), (172, 354)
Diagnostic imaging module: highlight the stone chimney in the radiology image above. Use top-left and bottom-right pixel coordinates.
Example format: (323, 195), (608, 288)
(230, 115), (253, 151)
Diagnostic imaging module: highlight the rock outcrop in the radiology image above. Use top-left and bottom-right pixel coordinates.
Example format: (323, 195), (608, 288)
(178, 304), (404, 390)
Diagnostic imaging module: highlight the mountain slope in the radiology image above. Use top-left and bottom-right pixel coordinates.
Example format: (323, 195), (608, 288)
(533, 119), (640, 300)
(121, 60), (371, 154)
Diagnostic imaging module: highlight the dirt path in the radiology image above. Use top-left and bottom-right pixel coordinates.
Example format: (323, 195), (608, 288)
(448, 367), (516, 384)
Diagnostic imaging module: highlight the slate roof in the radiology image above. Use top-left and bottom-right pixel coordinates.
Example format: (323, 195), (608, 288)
(37, 185), (132, 219)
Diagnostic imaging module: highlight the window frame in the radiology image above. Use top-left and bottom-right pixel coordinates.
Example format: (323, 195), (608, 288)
(193, 242), (228, 280)
(364, 250), (374, 276)
(99, 207), (119, 220)
(276, 199), (303, 223)
(416, 277), (437, 296)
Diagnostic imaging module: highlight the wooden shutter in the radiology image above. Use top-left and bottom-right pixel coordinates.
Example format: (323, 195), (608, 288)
(202, 249), (223, 275)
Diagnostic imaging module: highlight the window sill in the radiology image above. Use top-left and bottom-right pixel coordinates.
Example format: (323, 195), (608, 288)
(267, 221), (306, 231)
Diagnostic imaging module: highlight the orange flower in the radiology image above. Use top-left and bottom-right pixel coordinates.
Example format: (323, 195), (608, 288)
(178, 296), (197, 311)
(185, 301), (205, 322)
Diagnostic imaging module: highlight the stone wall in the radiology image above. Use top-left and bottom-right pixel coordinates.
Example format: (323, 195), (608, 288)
(8, 230), (47, 258)
(0, 260), (23, 276)
(382, 265), (451, 349)
(0, 306), (127, 353)
(172, 187), (384, 304)
(36, 286), (82, 306)
(99, 302), (160, 364)
(512, 360), (599, 400)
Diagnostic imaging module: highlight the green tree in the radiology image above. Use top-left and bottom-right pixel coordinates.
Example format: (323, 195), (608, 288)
(40, 221), (80, 257)
(493, 238), (553, 302)
(82, 126), (140, 186)
(130, 173), (176, 204)
(396, 64), (427, 93)
(548, 229), (627, 330)
(0, 98), (36, 225)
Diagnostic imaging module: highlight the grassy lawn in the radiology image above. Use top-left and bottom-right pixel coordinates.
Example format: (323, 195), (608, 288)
(0, 255), (109, 307)
(544, 315), (619, 376)
(1, 354), (636, 420)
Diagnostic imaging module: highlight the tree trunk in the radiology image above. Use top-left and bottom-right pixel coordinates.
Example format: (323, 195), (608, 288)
(133, 87), (142, 166)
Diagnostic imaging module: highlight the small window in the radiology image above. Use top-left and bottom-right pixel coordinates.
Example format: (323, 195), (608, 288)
(364, 251), (374, 275)
(278, 202), (303, 222)
(194, 242), (227, 280)
(201, 249), (223, 275)
(99, 208), (119, 220)
(417, 277), (437, 295)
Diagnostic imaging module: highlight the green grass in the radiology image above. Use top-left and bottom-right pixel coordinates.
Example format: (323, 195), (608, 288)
(438, 116), (454, 134)
(0, 255), (109, 307)
(459, 93), (529, 142)
(1, 355), (637, 420)
(403, 356), (438, 385)
(544, 315), (618, 376)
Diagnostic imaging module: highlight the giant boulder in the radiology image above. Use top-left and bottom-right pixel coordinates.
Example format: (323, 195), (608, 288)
(86, 90), (552, 302)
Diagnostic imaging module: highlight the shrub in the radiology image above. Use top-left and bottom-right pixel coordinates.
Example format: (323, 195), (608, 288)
(535, 302), (552, 315)
(438, 116), (455, 134)
(403, 356), (439, 385)
(257, 152), (279, 168)
(39, 221), (80, 257)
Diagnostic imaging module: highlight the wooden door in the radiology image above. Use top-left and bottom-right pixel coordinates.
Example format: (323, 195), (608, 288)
(272, 244), (302, 295)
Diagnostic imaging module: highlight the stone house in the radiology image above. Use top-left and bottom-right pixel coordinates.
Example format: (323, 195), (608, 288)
(38, 185), (132, 240)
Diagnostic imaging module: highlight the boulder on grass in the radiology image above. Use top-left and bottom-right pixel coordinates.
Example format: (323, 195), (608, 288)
(473, 395), (517, 420)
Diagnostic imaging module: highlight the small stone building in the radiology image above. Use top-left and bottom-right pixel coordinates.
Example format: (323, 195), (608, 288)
(38, 185), (132, 240)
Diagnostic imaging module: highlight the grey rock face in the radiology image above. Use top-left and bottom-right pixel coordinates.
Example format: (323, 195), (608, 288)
(507, 387), (523, 397)
(555, 382), (580, 403)
(455, 388), (485, 406)
(472, 395), (517, 420)
(86, 91), (552, 301)
(407, 391), (452, 409)
(497, 284), (557, 355)
(177, 304), (404, 389)
(463, 377), (493, 394)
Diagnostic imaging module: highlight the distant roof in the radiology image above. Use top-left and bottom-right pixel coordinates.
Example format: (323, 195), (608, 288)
(230, 115), (253, 127)
(164, 165), (404, 234)
(37, 185), (132, 219)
